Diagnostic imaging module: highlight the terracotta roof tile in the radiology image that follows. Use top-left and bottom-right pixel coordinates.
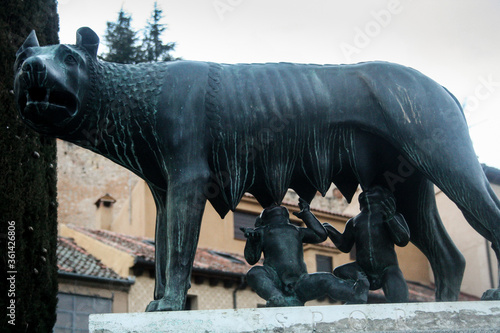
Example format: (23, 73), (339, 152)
(57, 236), (126, 280)
(62, 226), (480, 302)
(65, 225), (254, 276)
(68, 225), (155, 262)
(194, 249), (254, 275)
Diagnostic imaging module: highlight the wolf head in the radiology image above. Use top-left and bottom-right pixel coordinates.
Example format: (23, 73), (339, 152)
(14, 27), (100, 136)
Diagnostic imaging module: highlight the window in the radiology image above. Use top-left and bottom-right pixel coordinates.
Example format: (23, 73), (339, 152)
(316, 254), (333, 273)
(54, 293), (112, 333)
(185, 295), (197, 310)
(233, 211), (258, 240)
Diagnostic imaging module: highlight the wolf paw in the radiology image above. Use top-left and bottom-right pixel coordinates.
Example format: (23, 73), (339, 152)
(481, 288), (500, 300)
(145, 298), (179, 312)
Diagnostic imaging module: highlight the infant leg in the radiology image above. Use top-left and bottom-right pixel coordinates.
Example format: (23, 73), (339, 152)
(295, 272), (367, 304)
(382, 265), (409, 303)
(246, 266), (288, 307)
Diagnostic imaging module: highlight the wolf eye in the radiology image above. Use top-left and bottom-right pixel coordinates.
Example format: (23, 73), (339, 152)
(15, 57), (26, 71)
(64, 55), (77, 65)
(15, 51), (29, 71)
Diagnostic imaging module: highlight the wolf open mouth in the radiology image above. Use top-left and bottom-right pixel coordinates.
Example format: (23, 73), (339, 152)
(20, 87), (78, 122)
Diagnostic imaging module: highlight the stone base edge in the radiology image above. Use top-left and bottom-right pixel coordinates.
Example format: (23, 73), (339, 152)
(90, 301), (500, 332)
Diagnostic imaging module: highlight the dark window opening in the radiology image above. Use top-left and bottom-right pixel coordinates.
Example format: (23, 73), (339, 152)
(54, 293), (112, 333)
(316, 254), (333, 273)
(234, 211), (258, 240)
(185, 295), (197, 310)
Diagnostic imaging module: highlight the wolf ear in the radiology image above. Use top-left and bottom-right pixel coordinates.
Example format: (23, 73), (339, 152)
(16, 30), (39, 57)
(76, 27), (99, 60)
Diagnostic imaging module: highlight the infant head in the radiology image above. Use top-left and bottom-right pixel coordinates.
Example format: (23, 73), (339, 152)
(257, 205), (290, 226)
(358, 186), (396, 217)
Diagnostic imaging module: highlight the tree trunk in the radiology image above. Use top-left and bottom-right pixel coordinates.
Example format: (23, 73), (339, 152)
(0, 0), (59, 331)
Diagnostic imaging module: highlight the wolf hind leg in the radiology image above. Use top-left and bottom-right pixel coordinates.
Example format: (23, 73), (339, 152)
(393, 174), (465, 301)
(398, 113), (500, 298)
(427, 167), (500, 299)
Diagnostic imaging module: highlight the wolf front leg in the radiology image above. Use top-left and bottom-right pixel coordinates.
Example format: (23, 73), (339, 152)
(146, 170), (210, 311)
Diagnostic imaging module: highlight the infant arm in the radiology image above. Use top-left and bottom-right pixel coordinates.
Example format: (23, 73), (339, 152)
(323, 219), (355, 253)
(293, 198), (328, 243)
(385, 213), (410, 247)
(242, 227), (263, 265)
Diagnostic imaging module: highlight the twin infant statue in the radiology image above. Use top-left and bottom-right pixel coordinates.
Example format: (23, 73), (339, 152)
(241, 186), (410, 307)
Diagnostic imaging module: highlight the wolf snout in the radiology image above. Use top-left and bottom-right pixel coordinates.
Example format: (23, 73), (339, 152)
(21, 57), (46, 73)
(20, 57), (49, 88)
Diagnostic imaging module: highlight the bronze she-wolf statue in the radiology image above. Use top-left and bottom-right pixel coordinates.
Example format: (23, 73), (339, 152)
(14, 27), (500, 310)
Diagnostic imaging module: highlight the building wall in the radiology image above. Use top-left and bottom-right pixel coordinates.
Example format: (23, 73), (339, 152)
(108, 178), (432, 288)
(189, 280), (246, 310)
(58, 279), (129, 313)
(304, 245), (345, 273)
(234, 286), (266, 309)
(111, 180), (156, 238)
(57, 140), (139, 227)
(56, 140), (348, 239)
(127, 273), (336, 312)
(59, 224), (135, 278)
(394, 242), (430, 285)
(128, 274), (264, 312)
(436, 184), (500, 297)
(128, 275), (155, 313)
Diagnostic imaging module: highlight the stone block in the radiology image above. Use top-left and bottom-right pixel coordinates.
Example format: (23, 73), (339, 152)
(89, 301), (500, 332)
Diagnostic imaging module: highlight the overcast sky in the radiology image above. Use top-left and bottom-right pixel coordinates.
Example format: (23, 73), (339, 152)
(57, 0), (500, 168)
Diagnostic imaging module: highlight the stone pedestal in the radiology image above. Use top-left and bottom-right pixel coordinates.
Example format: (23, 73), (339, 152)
(90, 301), (500, 332)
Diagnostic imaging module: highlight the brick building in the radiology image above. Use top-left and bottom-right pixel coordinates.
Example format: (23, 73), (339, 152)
(54, 141), (499, 332)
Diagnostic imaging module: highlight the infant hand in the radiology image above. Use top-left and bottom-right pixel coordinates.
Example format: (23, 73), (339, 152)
(298, 197), (310, 212)
(240, 227), (259, 240)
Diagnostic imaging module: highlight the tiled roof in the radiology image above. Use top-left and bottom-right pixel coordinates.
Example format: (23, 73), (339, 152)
(67, 225), (155, 262)
(194, 249), (253, 275)
(61, 226), (480, 302)
(57, 236), (127, 281)
(65, 225), (254, 276)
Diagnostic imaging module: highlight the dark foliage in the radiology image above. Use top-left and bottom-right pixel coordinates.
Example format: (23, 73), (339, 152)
(0, 0), (59, 331)
(141, 2), (176, 62)
(101, 8), (142, 64)
(103, 2), (178, 64)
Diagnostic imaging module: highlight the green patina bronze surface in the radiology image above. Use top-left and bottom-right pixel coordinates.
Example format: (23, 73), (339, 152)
(13, 27), (500, 311)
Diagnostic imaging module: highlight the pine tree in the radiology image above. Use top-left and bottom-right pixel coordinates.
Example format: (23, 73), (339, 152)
(0, 0), (59, 331)
(141, 2), (177, 62)
(102, 8), (141, 64)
